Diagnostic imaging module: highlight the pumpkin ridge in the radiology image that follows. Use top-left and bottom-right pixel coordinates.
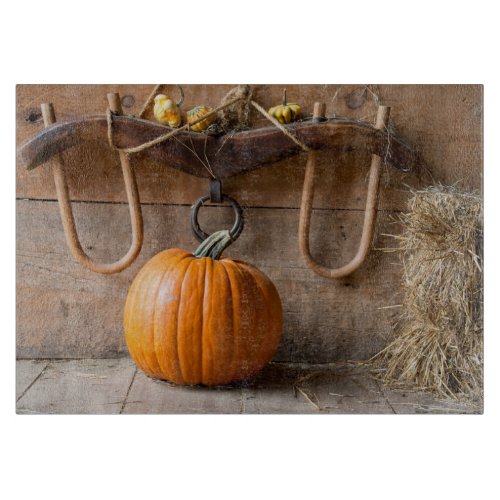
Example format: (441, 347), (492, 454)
(203, 257), (221, 384)
(175, 257), (196, 384)
(153, 252), (192, 380)
(219, 260), (237, 383)
(236, 261), (283, 367)
(151, 266), (170, 375)
(125, 260), (160, 376)
(223, 259), (279, 380)
(230, 261), (263, 378)
(140, 252), (175, 377)
(143, 250), (185, 377)
(217, 261), (236, 384)
(221, 259), (256, 380)
(199, 257), (208, 384)
(220, 259), (243, 382)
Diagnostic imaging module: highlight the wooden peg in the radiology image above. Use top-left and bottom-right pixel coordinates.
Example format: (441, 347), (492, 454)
(312, 102), (326, 123)
(375, 105), (390, 130)
(107, 92), (124, 115)
(41, 102), (56, 126)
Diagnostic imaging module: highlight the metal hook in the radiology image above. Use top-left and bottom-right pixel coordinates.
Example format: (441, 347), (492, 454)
(298, 104), (391, 279)
(40, 93), (144, 274)
(209, 178), (222, 203)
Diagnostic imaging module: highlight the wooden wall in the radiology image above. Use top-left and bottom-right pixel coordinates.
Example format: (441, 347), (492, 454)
(16, 84), (483, 361)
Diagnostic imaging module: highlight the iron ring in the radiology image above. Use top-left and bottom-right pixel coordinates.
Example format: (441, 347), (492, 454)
(191, 194), (244, 242)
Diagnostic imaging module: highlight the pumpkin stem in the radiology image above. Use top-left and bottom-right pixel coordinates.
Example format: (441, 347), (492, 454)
(176, 86), (185, 107)
(282, 88), (287, 107)
(193, 230), (233, 260)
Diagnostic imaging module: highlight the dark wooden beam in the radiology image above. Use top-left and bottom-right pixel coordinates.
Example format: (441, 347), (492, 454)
(17, 114), (422, 179)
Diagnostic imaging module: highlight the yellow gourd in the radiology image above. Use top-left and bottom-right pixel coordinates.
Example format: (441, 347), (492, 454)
(153, 86), (184, 128)
(186, 105), (216, 132)
(268, 89), (301, 124)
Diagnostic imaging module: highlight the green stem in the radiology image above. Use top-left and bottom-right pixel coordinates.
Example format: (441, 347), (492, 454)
(176, 85), (185, 107)
(193, 230), (233, 260)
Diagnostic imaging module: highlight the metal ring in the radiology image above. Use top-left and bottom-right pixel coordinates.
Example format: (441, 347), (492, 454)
(191, 194), (244, 242)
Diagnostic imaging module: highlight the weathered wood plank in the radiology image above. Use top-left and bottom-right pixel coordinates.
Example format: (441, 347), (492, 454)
(299, 370), (391, 414)
(242, 363), (391, 414)
(16, 360), (49, 400)
(377, 383), (482, 414)
(379, 84), (483, 193)
(16, 199), (403, 361)
(122, 370), (242, 414)
(16, 84), (482, 210)
(241, 365), (319, 414)
(15, 359), (479, 414)
(16, 358), (136, 414)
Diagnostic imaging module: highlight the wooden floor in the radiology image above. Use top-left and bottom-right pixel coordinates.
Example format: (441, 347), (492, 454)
(16, 358), (481, 415)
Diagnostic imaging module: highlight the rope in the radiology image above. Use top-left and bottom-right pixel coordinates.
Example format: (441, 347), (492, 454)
(107, 95), (245, 155)
(138, 84), (163, 118)
(107, 85), (310, 156)
(250, 100), (310, 152)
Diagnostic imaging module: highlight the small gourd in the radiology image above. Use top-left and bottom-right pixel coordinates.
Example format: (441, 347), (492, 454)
(153, 86), (184, 128)
(268, 89), (301, 124)
(186, 105), (216, 132)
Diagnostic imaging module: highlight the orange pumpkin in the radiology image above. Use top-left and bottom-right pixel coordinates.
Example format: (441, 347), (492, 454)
(124, 230), (283, 386)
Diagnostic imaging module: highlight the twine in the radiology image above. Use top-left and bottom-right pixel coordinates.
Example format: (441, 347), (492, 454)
(138, 84), (163, 118)
(107, 95), (244, 154)
(106, 85), (310, 156)
(250, 100), (310, 152)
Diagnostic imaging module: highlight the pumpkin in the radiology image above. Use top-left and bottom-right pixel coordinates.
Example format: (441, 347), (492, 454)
(123, 230), (283, 386)
(153, 86), (184, 128)
(268, 89), (301, 124)
(186, 105), (216, 132)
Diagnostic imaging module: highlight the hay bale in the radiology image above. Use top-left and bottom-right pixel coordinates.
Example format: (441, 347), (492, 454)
(374, 186), (483, 400)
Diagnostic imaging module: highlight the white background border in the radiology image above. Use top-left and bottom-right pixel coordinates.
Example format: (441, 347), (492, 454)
(2, 1), (497, 499)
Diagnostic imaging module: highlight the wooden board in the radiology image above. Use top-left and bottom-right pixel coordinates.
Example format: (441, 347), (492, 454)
(123, 370), (243, 414)
(16, 84), (482, 211)
(377, 383), (482, 414)
(17, 199), (403, 361)
(16, 358), (137, 414)
(16, 360), (49, 401)
(15, 358), (481, 414)
(240, 363), (391, 414)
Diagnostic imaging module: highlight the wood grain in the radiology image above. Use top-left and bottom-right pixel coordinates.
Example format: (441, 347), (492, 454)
(17, 199), (403, 361)
(16, 360), (49, 400)
(241, 364), (391, 414)
(16, 358), (137, 414)
(18, 115), (421, 176)
(123, 370), (243, 414)
(15, 359), (481, 414)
